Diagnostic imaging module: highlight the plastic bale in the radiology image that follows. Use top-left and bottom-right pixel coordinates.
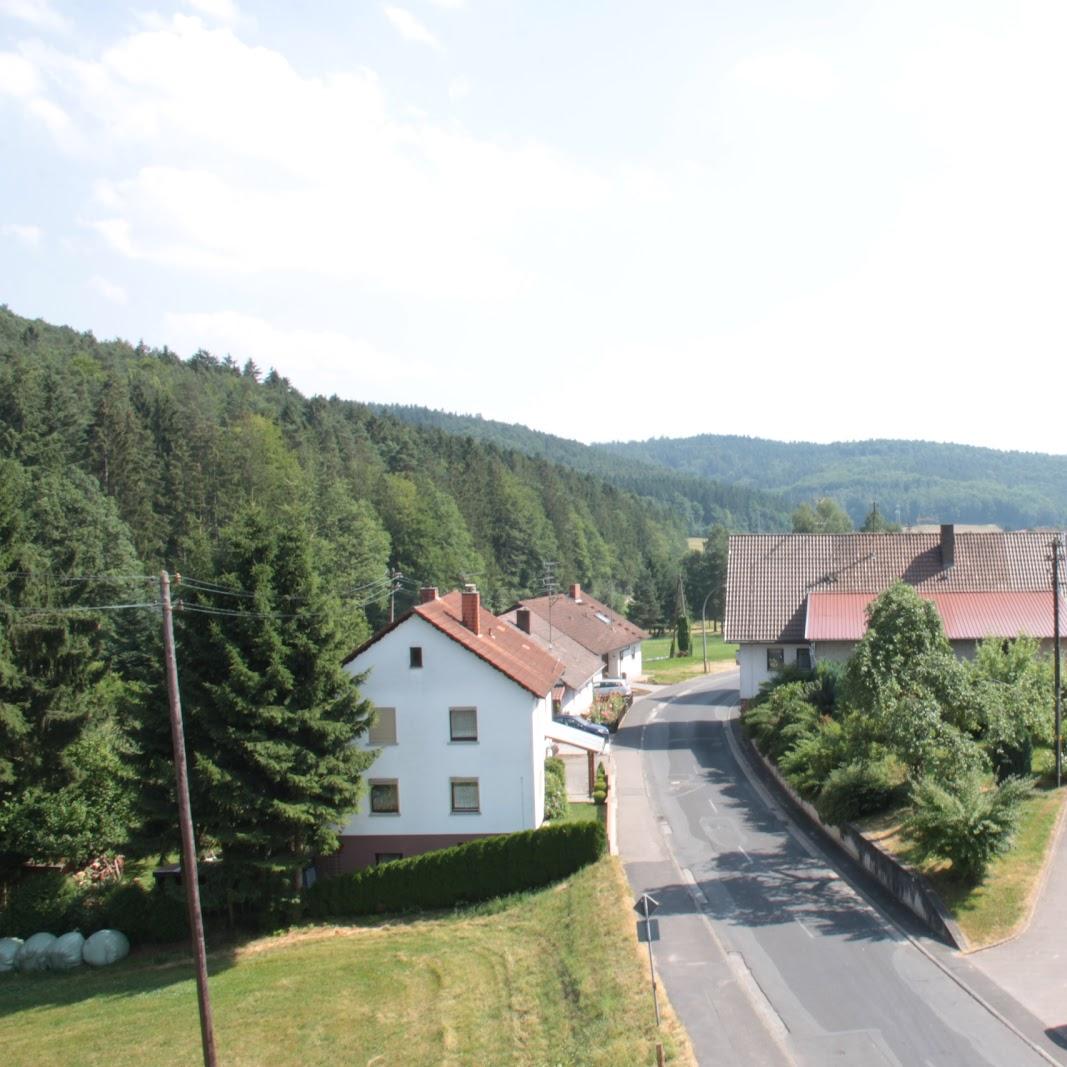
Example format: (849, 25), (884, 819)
(82, 929), (130, 967)
(48, 931), (86, 971)
(0, 937), (23, 972)
(16, 932), (57, 972)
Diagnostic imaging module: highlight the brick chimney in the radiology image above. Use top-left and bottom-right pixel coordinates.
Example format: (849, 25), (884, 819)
(516, 608), (531, 634)
(419, 586), (439, 604)
(569, 583), (582, 602)
(461, 584), (481, 635)
(940, 524), (955, 569)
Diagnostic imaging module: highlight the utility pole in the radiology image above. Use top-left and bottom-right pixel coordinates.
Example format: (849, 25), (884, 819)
(160, 571), (218, 1067)
(388, 570), (403, 623)
(1053, 538), (1063, 788)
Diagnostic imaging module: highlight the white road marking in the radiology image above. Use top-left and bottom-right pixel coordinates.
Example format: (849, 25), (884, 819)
(738, 845), (751, 865)
(708, 797), (719, 813)
(794, 917), (815, 939)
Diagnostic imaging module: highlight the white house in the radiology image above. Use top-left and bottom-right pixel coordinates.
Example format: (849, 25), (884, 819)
(726, 526), (1063, 702)
(318, 586), (567, 875)
(518, 584), (648, 681)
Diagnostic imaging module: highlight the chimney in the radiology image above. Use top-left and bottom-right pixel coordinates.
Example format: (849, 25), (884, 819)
(461, 584), (481, 635)
(569, 583), (582, 602)
(940, 524), (955, 569)
(419, 586), (439, 604)
(516, 608), (531, 634)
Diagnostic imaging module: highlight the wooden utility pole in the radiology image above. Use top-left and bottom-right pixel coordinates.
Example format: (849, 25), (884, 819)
(160, 571), (218, 1067)
(1053, 540), (1063, 788)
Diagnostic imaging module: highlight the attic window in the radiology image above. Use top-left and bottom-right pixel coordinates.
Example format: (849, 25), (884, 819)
(594, 611), (611, 624)
(409, 647), (423, 668)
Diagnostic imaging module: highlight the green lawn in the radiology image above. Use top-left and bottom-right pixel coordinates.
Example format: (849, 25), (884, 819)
(560, 799), (606, 826)
(0, 858), (694, 1067)
(857, 783), (1067, 949)
(642, 627), (737, 685)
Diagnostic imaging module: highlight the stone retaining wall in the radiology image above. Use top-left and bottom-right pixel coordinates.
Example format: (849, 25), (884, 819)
(739, 727), (967, 950)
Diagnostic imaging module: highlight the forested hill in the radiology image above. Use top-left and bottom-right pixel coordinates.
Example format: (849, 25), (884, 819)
(597, 435), (1067, 529)
(0, 306), (690, 635)
(376, 405), (792, 533)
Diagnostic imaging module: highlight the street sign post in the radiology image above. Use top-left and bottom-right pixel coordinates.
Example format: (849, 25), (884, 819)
(634, 894), (661, 1026)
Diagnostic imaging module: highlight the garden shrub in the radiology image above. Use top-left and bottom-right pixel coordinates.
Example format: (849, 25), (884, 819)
(0, 871), (79, 938)
(592, 763), (608, 805)
(903, 772), (1033, 882)
(743, 681), (819, 762)
(544, 757), (568, 820)
(815, 758), (901, 826)
(306, 821), (606, 919)
(780, 718), (847, 800)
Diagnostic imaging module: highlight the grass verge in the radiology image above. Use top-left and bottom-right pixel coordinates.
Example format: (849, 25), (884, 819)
(856, 785), (1067, 949)
(0, 857), (695, 1067)
(642, 629), (737, 685)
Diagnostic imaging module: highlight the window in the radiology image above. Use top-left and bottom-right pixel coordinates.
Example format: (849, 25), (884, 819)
(409, 646), (423, 668)
(369, 780), (399, 814)
(368, 707), (397, 746)
(767, 647), (785, 671)
(450, 778), (480, 813)
(796, 648), (812, 671)
(375, 852), (403, 865)
(449, 706), (478, 742)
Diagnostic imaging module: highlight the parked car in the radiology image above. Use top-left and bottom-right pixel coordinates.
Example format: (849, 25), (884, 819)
(553, 714), (610, 739)
(595, 677), (633, 707)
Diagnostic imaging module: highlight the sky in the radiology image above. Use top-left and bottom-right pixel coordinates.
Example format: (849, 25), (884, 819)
(1, 1), (1065, 454)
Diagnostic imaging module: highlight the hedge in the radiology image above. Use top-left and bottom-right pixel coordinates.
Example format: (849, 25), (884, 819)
(305, 821), (606, 918)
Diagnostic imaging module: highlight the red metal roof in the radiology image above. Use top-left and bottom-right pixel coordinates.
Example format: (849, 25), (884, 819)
(806, 590), (1066, 642)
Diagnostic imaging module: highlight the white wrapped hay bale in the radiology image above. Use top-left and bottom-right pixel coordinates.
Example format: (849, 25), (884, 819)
(48, 931), (85, 971)
(82, 929), (130, 967)
(16, 932), (57, 972)
(0, 937), (23, 972)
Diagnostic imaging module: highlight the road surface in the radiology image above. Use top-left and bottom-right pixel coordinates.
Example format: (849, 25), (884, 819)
(615, 671), (1063, 1066)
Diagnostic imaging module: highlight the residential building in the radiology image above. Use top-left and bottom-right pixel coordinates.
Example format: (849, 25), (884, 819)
(319, 586), (567, 875)
(726, 525), (1063, 701)
(518, 584), (648, 680)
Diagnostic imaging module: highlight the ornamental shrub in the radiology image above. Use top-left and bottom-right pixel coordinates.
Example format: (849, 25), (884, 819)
(903, 772), (1033, 883)
(0, 871), (78, 938)
(305, 821), (606, 919)
(815, 758), (901, 826)
(544, 758), (568, 820)
(743, 681), (819, 762)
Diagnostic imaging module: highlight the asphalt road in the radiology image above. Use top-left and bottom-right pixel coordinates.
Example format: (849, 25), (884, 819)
(615, 671), (1061, 1067)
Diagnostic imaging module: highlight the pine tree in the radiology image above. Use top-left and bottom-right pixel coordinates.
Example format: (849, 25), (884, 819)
(174, 506), (374, 916)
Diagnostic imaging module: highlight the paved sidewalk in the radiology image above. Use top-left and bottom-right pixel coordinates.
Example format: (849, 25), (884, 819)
(968, 792), (1067, 1047)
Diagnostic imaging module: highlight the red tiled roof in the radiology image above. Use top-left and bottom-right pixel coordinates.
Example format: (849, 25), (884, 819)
(806, 590), (1066, 641)
(520, 590), (648, 656)
(343, 590), (565, 697)
(726, 531), (1057, 643)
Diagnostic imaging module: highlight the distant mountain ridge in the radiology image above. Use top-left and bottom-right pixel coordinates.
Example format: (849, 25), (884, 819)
(374, 406), (792, 534)
(379, 408), (1067, 531)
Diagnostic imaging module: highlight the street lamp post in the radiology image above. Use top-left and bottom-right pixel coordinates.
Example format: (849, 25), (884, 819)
(701, 590), (713, 674)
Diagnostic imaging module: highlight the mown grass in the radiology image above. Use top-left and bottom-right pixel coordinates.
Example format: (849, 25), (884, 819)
(643, 628), (737, 685)
(856, 784), (1067, 949)
(561, 799), (606, 826)
(0, 857), (695, 1067)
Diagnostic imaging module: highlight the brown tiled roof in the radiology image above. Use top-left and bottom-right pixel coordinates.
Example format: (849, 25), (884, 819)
(344, 591), (565, 697)
(725, 531), (1056, 643)
(498, 608), (603, 690)
(519, 590), (648, 656)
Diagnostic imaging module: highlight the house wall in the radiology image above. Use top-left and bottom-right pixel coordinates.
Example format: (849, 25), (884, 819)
(560, 679), (594, 715)
(333, 615), (549, 873)
(610, 643), (642, 680)
(738, 642), (814, 700)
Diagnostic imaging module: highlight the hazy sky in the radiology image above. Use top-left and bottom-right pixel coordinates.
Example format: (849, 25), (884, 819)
(2, 1), (1064, 453)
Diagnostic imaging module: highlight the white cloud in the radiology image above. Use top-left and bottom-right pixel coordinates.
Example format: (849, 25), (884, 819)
(87, 275), (128, 304)
(184, 0), (240, 24)
(1, 222), (41, 246)
(163, 310), (435, 397)
(0, 51), (41, 98)
(0, 0), (69, 33)
(382, 6), (440, 49)
(448, 75), (470, 101)
(426, 0), (465, 8)
(731, 47), (837, 103)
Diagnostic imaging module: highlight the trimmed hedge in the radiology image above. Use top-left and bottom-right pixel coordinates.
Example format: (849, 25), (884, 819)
(306, 821), (606, 918)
